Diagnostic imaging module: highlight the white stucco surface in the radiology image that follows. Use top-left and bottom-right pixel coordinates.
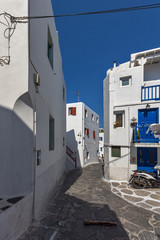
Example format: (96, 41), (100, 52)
(0, 194), (33, 240)
(104, 48), (160, 180)
(66, 102), (99, 167)
(29, 0), (66, 219)
(0, 0), (31, 198)
(0, 0), (66, 238)
(99, 130), (104, 158)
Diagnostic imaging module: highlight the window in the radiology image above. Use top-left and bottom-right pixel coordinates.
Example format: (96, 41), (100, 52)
(85, 128), (89, 137)
(63, 137), (65, 147)
(116, 114), (123, 127)
(144, 63), (160, 82)
(114, 111), (124, 128)
(111, 146), (121, 157)
(91, 114), (94, 121)
(93, 131), (95, 139)
(68, 107), (76, 116)
(96, 117), (99, 124)
(100, 147), (103, 152)
(49, 115), (54, 150)
(85, 109), (88, 118)
(120, 76), (131, 87)
(63, 87), (65, 101)
(86, 152), (90, 159)
(99, 137), (103, 141)
(48, 27), (53, 68)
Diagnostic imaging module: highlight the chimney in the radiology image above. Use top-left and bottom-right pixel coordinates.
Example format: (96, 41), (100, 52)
(113, 61), (116, 68)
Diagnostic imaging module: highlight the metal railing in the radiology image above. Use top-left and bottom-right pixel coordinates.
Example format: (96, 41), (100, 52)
(66, 146), (77, 168)
(134, 123), (159, 143)
(141, 85), (160, 102)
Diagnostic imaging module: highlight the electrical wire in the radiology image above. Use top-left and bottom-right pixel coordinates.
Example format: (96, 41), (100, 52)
(1, 3), (160, 66)
(9, 3), (160, 22)
(0, 12), (17, 66)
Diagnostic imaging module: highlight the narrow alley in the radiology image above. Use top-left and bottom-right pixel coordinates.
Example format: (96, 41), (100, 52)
(19, 164), (160, 240)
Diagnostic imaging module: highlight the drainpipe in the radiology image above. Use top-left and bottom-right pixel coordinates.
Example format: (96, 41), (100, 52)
(32, 106), (37, 221)
(30, 62), (39, 222)
(28, 0), (37, 222)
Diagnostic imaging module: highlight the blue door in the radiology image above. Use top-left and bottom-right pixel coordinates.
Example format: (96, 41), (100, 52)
(138, 108), (159, 142)
(137, 147), (157, 173)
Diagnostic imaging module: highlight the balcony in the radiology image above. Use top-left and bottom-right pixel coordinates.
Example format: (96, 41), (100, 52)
(141, 85), (160, 102)
(134, 123), (160, 143)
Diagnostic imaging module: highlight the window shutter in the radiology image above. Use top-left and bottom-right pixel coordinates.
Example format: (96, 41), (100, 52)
(72, 107), (76, 115)
(87, 128), (89, 135)
(93, 131), (95, 139)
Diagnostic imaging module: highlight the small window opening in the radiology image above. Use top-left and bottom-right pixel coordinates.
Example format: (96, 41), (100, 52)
(48, 27), (53, 68)
(85, 109), (88, 118)
(111, 146), (121, 157)
(49, 115), (54, 150)
(91, 114), (94, 121)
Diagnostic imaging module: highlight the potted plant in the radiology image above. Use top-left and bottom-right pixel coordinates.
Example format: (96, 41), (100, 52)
(137, 128), (140, 142)
(131, 121), (137, 127)
(114, 122), (119, 128)
(131, 117), (137, 127)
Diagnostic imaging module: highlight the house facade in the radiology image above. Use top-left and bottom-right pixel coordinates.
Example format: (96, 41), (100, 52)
(0, 0), (66, 239)
(104, 48), (160, 181)
(66, 102), (99, 168)
(99, 129), (104, 159)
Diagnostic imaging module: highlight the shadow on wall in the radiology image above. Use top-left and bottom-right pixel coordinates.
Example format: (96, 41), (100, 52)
(104, 150), (131, 180)
(0, 92), (33, 198)
(66, 129), (81, 169)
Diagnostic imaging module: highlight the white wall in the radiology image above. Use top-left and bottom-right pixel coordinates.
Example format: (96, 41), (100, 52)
(0, 0), (33, 197)
(66, 102), (99, 167)
(29, 0), (66, 218)
(83, 103), (99, 165)
(99, 131), (104, 157)
(103, 74), (110, 179)
(0, 194), (33, 240)
(66, 103), (84, 167)
(0, 0), (66, 238)
(104, 50), (160, 180)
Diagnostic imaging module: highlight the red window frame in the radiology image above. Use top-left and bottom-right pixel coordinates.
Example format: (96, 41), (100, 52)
(85, 128), (89, 136)
(68, 107), (76, 116)
(93, 131), (95, 139)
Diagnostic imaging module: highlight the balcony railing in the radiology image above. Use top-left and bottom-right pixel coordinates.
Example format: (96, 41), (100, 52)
(134, 123), (160, 143)
(141, 85), (160, 102)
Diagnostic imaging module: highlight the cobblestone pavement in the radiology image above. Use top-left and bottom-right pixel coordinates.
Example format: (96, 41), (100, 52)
(109, 181), (160, 215)
(19, 163), (160, 240)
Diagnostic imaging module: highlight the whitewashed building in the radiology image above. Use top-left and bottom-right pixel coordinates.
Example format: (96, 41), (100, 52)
(104, 48), (160, 181)
(0, 0), (66, 239)
(66, 102), (99, 168)
(99, 129), (104, 159)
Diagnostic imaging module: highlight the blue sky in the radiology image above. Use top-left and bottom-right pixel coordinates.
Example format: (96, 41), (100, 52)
(52, 0), (160, 128)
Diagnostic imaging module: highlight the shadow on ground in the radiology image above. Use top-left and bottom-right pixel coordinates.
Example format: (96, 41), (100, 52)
(19, 164), (129, 240)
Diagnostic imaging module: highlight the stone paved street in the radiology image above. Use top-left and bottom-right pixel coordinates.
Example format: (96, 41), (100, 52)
(19, 164), (160, 240)
(109, 181), (160, 214)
